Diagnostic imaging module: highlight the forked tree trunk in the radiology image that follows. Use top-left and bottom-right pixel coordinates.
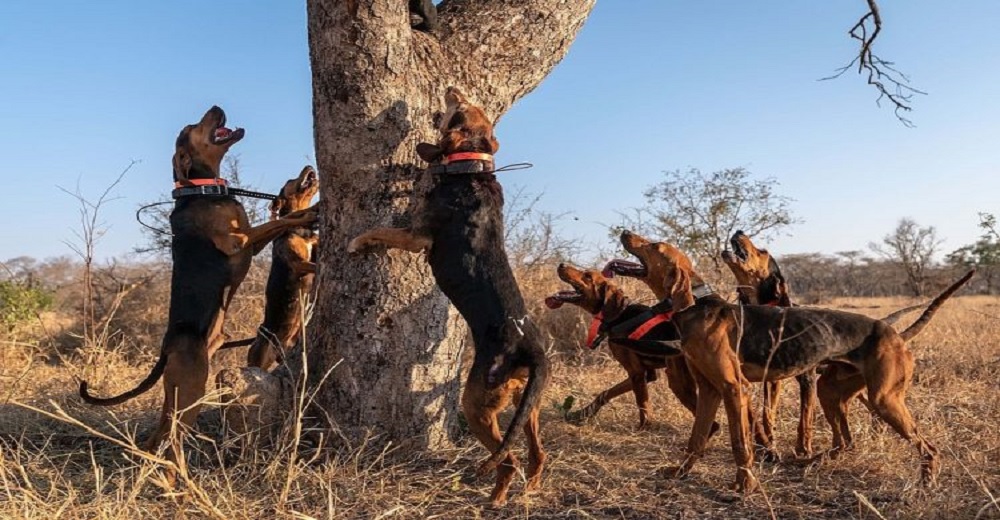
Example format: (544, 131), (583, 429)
(306, 0), (595, 449)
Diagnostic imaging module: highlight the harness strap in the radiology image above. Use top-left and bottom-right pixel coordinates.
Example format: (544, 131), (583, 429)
(585, 312), (604, 349)
(627, 311), (674, 340)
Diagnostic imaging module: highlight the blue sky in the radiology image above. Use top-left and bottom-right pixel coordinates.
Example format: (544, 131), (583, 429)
(1, 1), (997, 263)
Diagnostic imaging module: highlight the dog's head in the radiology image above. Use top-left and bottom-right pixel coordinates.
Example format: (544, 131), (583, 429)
(605, 230), (700, 312)
(172, 106), (245, 184)
(416, 86), (499, 164)
(721, 231), (790, 306)
(546, 263), (627, 317)
(270, 165), (320, 219)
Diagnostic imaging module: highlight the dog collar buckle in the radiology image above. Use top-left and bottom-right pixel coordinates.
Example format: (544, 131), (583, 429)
(691, 283), (715, 300)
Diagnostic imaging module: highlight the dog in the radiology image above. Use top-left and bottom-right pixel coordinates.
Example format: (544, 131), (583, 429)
(546, 263), (701, 429)
(721, 230), (934, 457)
(610, 230), (972, 492)
(79, 106), (317, 483)
(348, 87), (548, 507)
(245, 165), (320, 370)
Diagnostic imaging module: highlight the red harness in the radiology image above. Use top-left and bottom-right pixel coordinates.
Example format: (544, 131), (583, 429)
(626, 311), (674, 340)
(585, 309), (675, 349)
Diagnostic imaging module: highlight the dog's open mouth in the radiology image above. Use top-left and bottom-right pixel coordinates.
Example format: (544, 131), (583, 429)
(299, 167), (318, 191)
(728, 233), (749, 263)
(545, 290), (582, 309)
(602, 259), (647, 278)
(211, 112), (245, 145)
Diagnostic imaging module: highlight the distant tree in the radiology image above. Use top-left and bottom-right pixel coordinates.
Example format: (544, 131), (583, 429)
(869, 218), (942, 296)
(623, 167), (798, 278)
(948, 216), (1000, 294)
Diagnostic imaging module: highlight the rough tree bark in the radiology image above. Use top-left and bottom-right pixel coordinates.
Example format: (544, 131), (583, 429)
(306, 0), (595, 450)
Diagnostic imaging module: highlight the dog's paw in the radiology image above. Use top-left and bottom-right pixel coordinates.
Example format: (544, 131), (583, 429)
(757, 446), (781, 464)
(730, 467), (759, 494)
(346, 236), (367, 253)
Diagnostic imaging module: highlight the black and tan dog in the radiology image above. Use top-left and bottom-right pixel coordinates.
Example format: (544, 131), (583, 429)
(546, 263), (706, 430)
(244, 165), (320, 370)
(545, 264), (697, 428)
(721, 230), (931, 457)
(348, 87), (548, 507)
(609, 230), (972, 492)
(79, 107), (317, 482)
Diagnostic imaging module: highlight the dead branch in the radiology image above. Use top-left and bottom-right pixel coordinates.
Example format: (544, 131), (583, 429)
(822, 0), (926, 126)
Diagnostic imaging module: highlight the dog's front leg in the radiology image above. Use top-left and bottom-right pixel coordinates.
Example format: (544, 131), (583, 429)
(348, 227), (431, 253)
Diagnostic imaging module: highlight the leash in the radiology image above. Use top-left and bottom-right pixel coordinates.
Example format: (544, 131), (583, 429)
(137, 180), (281, 237)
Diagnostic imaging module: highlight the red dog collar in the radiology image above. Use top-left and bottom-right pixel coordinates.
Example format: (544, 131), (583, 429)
(174, 178), (228, 189)
(443, 152), (493, 164)
(627, 311), (674, 340)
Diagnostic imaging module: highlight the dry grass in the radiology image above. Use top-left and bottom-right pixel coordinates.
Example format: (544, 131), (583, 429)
(2, 296), (999, 519)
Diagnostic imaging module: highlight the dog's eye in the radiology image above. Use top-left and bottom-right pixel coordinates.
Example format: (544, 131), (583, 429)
(432, 112), (443, 127)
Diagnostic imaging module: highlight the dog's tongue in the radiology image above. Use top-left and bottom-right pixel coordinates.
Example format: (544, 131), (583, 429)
(601, 261), (618, 278)
(215, 127), (233, 139)
(544, 296), (564, 309)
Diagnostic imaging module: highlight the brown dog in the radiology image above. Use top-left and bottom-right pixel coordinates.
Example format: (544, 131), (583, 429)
(245, 165), (320, 370)
(721, 230), (935, 457)
(79, 107), (317, 483)
(610, 230), (972, 492)
(546, 263), (699, 429)
(348, 87), (548, 507)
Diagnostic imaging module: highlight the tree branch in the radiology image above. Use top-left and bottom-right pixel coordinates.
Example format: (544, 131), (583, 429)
(437, 0), (596, 118)
(822, 0), (926, 127)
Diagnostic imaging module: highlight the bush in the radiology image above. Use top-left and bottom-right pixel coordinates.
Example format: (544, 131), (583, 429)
(0, 280), (53, 330)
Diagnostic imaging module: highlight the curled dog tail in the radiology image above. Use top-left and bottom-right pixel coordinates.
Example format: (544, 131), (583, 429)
(79, 351), (167, 406)
(900, 269), (975, 341)
(482, 349), (550, 473)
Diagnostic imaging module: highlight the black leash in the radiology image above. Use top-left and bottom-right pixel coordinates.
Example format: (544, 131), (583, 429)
(138, 187), (281, 237)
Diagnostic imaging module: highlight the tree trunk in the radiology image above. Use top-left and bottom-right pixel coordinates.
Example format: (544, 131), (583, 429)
(306, 0), (595, 450)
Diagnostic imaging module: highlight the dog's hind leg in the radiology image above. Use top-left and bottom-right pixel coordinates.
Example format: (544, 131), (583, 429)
(817, 367), (865, 454)
(863, 344), (939, 484)
(521, 404), (546, 493)
(462, 383), (518, 507)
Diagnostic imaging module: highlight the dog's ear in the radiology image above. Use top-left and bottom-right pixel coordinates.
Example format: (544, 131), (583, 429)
(776, 280), (792, 307)
(172, 148), (192, 184)
(416, 143), (443, 163)
(487, 134), (500, 154)
(667, 267), (695, 313)
(269, 197), (286, 221)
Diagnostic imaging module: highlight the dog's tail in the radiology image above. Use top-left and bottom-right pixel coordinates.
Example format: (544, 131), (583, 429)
(900, 269), (975, 341)
(79, 351), (167, 406)
(880, 302), (927, 326)
(481, 349), (550, 474)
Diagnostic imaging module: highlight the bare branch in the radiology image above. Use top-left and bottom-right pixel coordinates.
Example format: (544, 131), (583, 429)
(822, 0), (926, 126)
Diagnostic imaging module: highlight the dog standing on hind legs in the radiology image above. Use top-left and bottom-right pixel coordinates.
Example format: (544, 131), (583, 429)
(245, 165), (320, 370)
(78, 106), (317, 485)
(349, 87), (548, 507)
